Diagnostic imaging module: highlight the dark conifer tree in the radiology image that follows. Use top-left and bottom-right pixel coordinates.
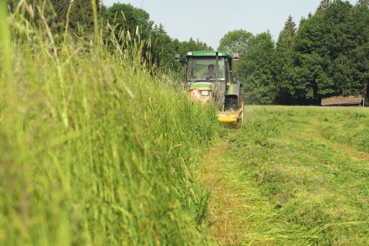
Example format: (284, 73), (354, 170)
(299, 17), (306, 28)
(351, 3), (369, 98)
(70, 0), (100, 29)
(357, 0), (369, 5)
(316, 0), (332, 15)
(159, 23), (166, 35)
(274, 16), (297, 104)
(288, 15), (326, 104)
(47, 0), (71, 33)
(321, 0), (357, 96)
(243, 32), (276, 105)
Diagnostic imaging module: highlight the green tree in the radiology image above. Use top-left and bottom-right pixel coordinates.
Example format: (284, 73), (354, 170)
(321, 0), (358, 96)
(357, 0), (369, 5)
(103, 3), (151, 43)
(217, 29), (253, 54)
(352, 3), (369, 97)
(289, 0), (366, 104)
(316, 0), (332, 15)
(288, 15), (326, 104)
(47, 0), (71, 33)
(217, 29), (253, 83)
(196, 38), (212, 51)
(12, 0), (71, 36)
(242, 32), (276, 105)
(299, 17), (307, 28)
(274, 16), (297, 104)
(151, 24), (174, 69)
(70, 0), (100, 30)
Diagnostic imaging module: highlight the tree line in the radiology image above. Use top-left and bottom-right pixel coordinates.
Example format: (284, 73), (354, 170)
(219, 0), (369, 105)
(5, 0), (212, 74)
(6, 0), (368, 105)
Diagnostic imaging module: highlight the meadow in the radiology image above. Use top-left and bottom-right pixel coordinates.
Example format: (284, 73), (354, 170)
(2, 3), (369, 246)
(197, 106), (369, 245)
(0, 3), (221, 245)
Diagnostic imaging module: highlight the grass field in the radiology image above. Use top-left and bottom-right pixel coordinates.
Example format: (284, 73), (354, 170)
(197, 106), (369, 245)
(0, 5), (222, 245)
(3, 3), (369, 245)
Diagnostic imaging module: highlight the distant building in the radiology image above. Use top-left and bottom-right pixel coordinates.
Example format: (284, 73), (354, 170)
(321, 94), (365, 107)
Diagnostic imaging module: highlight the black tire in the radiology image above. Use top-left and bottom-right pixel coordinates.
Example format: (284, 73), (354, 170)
(224, 97), (238, 112)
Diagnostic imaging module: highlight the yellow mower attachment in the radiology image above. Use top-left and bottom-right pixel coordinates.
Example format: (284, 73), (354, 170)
(217, 105), (244, 129)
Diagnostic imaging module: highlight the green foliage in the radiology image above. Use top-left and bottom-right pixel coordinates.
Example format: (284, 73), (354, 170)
(70, 0), (101, 29)
(316, 0), (333, 15)
(289, 15), (325, 104)
(322, 1), (358, 96)
(218, 0), (369, 105)
(6, 0), (71, 36)
(287, 0), (369, 104)
(357, 0), (369, 5)
(274, 16), (297, 104)
(47, 0), (71, 33)
(217, 29), (253, 86)
(217, 29), (253, 54)
(101, 3), (212, 78)
(218, 30), (276, 105)
(195, 38), (213, 51)
(0, 7), (221, 246)
(103, 3), (151, 39)
(242, 32), (276, 105)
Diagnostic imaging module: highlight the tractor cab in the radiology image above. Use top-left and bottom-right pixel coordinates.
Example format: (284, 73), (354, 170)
(174, 51), (244, 127)
(175, 51), (241, 110)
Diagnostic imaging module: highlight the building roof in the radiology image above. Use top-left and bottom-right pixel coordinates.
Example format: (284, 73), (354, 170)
(321, 95), (364, 106)
(186, 51), (232, 57)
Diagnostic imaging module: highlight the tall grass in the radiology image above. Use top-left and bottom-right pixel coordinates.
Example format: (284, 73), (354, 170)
(0, 4), (219, 245)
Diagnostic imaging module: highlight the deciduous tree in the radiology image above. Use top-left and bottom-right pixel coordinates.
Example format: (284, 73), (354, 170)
(217, 29), (253, 54)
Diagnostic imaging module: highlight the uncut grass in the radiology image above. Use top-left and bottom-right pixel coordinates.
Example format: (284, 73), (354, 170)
(0, 6), (220, 246)
(214, 106), (369, 245)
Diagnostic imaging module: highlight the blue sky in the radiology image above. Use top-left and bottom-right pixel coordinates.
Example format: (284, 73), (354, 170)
(103, 0), (358, 49)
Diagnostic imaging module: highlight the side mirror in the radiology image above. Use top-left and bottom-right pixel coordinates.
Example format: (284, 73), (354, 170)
(233, 53), (239, 61)
(174, 54), (180, 62)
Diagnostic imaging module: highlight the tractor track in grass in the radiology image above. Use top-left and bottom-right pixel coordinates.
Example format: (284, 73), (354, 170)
(196, 116), (369, 245)
(195, 141), (251, 245)
(308, 119), (369, 162)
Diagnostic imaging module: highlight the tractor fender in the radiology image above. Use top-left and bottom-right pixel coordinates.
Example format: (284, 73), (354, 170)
(226, 81), (242, 100)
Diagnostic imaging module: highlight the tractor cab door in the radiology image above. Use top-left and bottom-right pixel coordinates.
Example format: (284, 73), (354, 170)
(186, 56), (227, 105)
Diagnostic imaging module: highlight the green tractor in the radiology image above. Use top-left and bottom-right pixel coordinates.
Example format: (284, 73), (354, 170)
(174, 51), (244, 127)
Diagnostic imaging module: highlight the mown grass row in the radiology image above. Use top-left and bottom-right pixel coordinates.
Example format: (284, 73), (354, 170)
(316, 108), (369, 153)
(0, 4), (220, 245)
(219, 106), (369, 245)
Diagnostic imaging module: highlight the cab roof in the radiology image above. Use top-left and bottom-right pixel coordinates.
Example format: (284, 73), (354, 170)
(186, 51), (232, 57)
